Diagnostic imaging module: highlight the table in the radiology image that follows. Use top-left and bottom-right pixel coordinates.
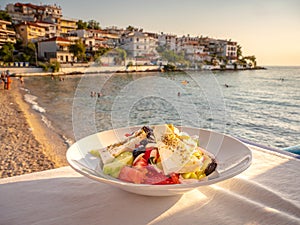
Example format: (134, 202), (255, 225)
(1, 145), (299, 225)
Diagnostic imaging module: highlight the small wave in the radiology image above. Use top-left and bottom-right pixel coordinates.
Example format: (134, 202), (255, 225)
(61, 135), (73, 147)
(24, 94), (46, 113)
(41, 115), (52, 128)
(32, 104), (46, 113)
(20, 87), (30, 92)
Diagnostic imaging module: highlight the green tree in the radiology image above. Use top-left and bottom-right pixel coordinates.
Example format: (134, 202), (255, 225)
(14, 42), (37, 65)
(0, 43), (15, 62)
(115, 48), (127, 65)
(251, 56), (257, 67)
(237, 44), (243, 60)
(77, 20), (87, 29)
(87, 20), (100, 30)
(0, 10), (12, 22)
(244, 55), (257, 67)
(25, 42), (37, 64)
(156, 45), (168, 54)
(93, 47), (110, 63)
(126, 25), (136, 32)
(17, 53), (31, 62)
(159, 49), (186, 65)
(96, 47), (110, 57)
(69, 39), (86, 61)
(50, 61), (61, 72)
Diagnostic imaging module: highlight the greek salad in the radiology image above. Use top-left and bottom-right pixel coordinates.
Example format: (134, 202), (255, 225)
(91, 124), (217, 185)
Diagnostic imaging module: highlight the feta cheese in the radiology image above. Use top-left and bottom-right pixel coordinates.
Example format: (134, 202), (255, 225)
(153, 124), (200, 175)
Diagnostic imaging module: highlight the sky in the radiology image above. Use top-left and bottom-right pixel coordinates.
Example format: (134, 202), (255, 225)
(1, 0), (300, 66)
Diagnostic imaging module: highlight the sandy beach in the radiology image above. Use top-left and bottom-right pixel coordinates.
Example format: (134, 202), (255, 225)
(0, 77), (68, 178)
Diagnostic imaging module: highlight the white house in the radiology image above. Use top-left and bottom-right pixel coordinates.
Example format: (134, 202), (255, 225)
(119, 31), (158, 58)
(38, 36), (75, 63)
(209, 39), (237, 60)
(224, 41), (237, 60)
(158, 32), (177, 48)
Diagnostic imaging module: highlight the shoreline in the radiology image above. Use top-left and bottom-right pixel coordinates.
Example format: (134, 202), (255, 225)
(0, 78), (68, 178)
(3, 65), (267, 77)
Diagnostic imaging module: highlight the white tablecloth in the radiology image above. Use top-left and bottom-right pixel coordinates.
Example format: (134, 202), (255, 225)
(1, 145), (299, 225)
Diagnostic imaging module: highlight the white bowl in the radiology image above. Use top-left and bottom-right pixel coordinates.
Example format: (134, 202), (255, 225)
(66, 126), (252, 196)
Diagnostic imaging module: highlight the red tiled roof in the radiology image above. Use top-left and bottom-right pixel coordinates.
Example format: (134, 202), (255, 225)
(94, 37), (107, 41)
(40, 36), (71, 43)
(15, 2), (46, 10)
(88, 29), (105, 33)
(35, 21), (55, 25)
(16, 21), (46, 29)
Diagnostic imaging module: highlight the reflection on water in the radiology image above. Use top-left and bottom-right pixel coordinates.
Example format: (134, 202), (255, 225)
(23, 67), (300, 149)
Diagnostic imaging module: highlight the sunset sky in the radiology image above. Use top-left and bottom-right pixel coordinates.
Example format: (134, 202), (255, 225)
(1, 0), (300, 66)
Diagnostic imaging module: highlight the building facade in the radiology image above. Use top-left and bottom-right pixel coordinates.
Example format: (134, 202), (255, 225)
(35, 21), (57, 39)
(120, 31), (158, 58)
(0, 20), (16, 48)
(59, 17), (77, 36)
(6, 3), (62, 25)
(15, 21), (46, 44)
(38, 36), (75, 63)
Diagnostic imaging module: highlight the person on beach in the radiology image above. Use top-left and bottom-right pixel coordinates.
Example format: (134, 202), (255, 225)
(91, 91), (96, 97)
(3, 75), (8, 90)
(6, 75), (12, 90)
(19, 76), (24, 85)
(1, 71), (5, 89)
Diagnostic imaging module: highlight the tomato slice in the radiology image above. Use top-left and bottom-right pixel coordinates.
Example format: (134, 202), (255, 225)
(143, 166), (180, 185)
(125, 133), (133, 137)
(170, 173), (180, 184)
(143, 147), (153, 162)
(133, 154), (148, 168)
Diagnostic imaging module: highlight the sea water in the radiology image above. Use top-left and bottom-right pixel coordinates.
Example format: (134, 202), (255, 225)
(22, 66), (300, 151)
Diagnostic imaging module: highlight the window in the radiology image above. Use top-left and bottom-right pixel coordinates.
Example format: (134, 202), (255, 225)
(136, 45), (139, 49)
(144, 46), (147, 50)
(60, 56), (64, 61)
(136, 38), (139, 42)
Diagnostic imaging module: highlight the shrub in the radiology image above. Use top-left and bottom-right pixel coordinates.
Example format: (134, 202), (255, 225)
(50, 61), (60, 72)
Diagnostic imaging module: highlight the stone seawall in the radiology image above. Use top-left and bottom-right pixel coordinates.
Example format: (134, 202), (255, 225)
(3, 65), (162, 76)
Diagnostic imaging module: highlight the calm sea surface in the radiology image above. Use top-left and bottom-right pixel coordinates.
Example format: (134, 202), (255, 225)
(22, 66), (300, 150)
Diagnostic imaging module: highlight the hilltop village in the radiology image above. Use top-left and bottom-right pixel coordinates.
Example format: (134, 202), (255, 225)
(0, 2), (259, 72)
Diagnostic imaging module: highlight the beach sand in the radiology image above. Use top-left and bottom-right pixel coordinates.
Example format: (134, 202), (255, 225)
(0, 78), (68, 178)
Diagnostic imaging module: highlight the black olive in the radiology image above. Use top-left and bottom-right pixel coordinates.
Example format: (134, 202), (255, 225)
(132, 145), (146, 158)
(148, 157), (155, 164)
(142, 126), (154, 138)
(204, 159), (217, 176)
(140, 139), (148, 146)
